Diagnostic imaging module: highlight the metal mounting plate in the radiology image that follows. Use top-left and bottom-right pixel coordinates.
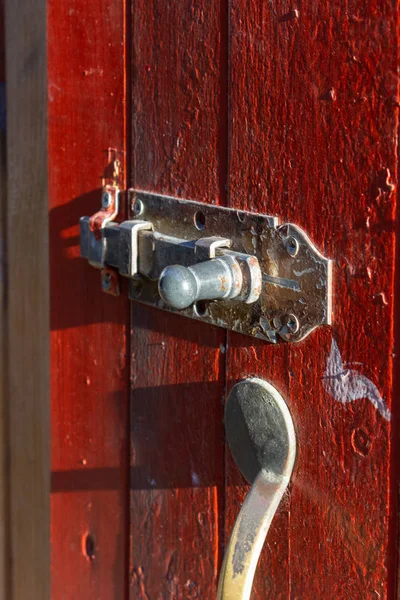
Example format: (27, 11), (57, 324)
(128, 191), (332, 343)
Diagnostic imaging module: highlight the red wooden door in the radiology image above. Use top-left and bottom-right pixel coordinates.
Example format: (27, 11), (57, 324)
(49, 0), (400, 598)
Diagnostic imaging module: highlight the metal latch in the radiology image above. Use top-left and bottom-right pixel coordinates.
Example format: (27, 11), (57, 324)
(80, 187), (332, 343)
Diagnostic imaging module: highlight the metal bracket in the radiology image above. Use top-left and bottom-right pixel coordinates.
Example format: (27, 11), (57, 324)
(80, 189), (332, 343)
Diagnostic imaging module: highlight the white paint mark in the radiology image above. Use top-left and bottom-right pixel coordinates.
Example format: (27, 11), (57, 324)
(323, 339), (391, 421)
(191, 472), (200, 486)
(220, 344), (226, 354)
(48, 82), (62, 102)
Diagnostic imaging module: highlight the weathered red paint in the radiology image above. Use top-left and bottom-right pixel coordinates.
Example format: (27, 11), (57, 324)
(129, 0), (226, 596)
(48, 1), (129, 597)
(48, 0), (400, 598)
(226, 0), (399, 597)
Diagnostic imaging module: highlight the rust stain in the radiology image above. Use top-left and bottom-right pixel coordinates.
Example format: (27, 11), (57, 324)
(89, 184), (119, 240)
(219, 275), (228, 291)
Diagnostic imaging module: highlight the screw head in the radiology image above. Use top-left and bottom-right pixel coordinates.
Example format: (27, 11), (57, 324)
(286, 236), (299, 257)
(285, 313), (299, 334)
(102, 191), (111, 208)
(132, 199), (144, 216)
(102, 272), (111, 291)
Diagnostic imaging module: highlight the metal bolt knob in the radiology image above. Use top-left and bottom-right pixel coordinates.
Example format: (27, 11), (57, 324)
(158, 256), (245, 310)
(158, 265), (199, 310)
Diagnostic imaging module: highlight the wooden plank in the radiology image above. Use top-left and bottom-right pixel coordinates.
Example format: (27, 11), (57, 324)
(129, 0), (227, 596)
(227, 0), (398, 597)
(48, 1), (130, 597)
(0, 0), (8, 596)
(3, 0), (49, 598)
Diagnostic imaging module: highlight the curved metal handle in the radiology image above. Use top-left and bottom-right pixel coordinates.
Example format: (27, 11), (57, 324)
(217, 378), (296, 600)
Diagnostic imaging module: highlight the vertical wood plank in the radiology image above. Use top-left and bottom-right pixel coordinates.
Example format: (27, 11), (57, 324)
(48, 1), (130, 597)
(0, 0), (8, 595)
(129, 1), (228, 596)
(227, 0), (399, 597)
(4, 0), (49, 598)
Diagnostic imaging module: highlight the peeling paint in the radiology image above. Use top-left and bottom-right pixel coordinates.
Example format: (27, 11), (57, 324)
(323, 339), (391, 421)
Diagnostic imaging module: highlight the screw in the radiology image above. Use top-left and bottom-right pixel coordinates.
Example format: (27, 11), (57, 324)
(286, 236), (299, 257)
(102, 191), (111, 208)
(285, 313), (299, 334)
(132, 199), (144, 216)
(102, 272), (112, 291)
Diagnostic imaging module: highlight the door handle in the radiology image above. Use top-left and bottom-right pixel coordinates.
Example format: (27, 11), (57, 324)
(217, 378), (296, 600)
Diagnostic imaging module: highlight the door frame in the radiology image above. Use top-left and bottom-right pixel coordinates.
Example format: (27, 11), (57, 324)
(0, 0), (50, 597)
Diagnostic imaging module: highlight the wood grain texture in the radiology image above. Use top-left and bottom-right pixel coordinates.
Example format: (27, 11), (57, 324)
(48, 0), (400, 597)
(0, 0), (8, 595)
(129, 0), (227, 595)
(48, 1), (130, 597)
(4, 0), (49, 598)
(226, 0), (399, 598)
(129, 309), (225, 598)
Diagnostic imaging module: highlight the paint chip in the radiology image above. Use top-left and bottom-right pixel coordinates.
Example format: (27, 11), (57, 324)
(323, 339), (391, 421)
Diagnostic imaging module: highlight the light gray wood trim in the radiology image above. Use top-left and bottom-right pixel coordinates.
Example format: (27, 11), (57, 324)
(3, 0), (50, 597)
